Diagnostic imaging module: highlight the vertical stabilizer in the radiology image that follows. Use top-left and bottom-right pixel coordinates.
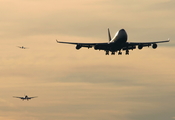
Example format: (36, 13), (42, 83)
(108, 28), (111, 42)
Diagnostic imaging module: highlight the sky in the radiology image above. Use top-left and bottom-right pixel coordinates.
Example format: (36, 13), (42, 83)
(0, 0), (175, 120)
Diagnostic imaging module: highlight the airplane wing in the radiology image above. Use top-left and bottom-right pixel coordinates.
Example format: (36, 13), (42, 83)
(13, 96), (24, 99)
(56, 40), (108, 49)
(127, 40), (170, 48)
(56, 39), (170, 55)
(28, 96), (38, 99)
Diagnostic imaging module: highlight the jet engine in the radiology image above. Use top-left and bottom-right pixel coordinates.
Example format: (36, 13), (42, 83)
(152, 43), (157, 49)
(94, 45), (99, 50)
(76, 44), (82, 50)
(138, 44), (143, 50)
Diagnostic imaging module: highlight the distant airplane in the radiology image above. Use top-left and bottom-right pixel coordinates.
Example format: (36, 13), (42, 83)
(56, 29), (170, 55)
(17, 46), (28, 49)
(13, 95), (37, 100)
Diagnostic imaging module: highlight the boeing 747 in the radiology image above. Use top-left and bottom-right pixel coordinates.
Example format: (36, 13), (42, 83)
(56, 29), (170, 55)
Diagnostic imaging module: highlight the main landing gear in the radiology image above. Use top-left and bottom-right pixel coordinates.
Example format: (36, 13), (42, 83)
(105, 50), (130, 55)
(111, 51), (115, 55)
(105, 51), (116, 55)
(105, 51), (109, 55)
(118, 51), (122, 55)
(125, 50), (129, 55)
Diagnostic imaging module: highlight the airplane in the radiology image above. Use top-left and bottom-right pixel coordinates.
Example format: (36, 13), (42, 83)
(56, 29), (170, 55)
(13, 95), (37, 101)
(17, 46), (28, 49)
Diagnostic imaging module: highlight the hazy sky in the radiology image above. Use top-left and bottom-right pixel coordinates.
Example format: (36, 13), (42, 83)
(0, 0), (175, 120)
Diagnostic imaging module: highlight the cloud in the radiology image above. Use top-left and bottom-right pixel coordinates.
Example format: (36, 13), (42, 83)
(1, 0), (174, 41)
(0, 0), (174, 120)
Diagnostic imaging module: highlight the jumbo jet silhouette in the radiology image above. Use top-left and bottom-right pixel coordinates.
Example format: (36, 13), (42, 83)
(13, 95), (37, 101)
(56, 29), (169, 55)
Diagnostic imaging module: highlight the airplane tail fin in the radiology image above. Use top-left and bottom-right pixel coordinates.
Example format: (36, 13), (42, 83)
(108, 28), (111, 42)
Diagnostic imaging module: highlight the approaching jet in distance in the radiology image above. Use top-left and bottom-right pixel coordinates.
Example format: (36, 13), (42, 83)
(17, 46), (28, 49)
(13, 95), (37, 100)
(56, 29), (170, 55)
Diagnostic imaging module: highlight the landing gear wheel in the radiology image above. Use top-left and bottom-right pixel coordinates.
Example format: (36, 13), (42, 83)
(111, 51), (115, 55)
(126, 50), (129, 55)
(105, 51), (109, 55)
(118, 51), (122, 55)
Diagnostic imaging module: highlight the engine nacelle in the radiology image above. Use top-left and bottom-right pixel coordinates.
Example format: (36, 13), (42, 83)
(76, 44), (81, 50)
(152, 43), (157, 49)
(138, 44), (143, 50)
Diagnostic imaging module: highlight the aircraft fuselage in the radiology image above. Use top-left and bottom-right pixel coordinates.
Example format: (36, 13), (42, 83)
(110, 29), (127, 43)
(107, 29), (128, 51)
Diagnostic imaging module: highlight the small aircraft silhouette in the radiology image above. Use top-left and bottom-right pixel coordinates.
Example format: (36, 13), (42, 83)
(17, 46), (28, 49)
(13, 95), (37, 100)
